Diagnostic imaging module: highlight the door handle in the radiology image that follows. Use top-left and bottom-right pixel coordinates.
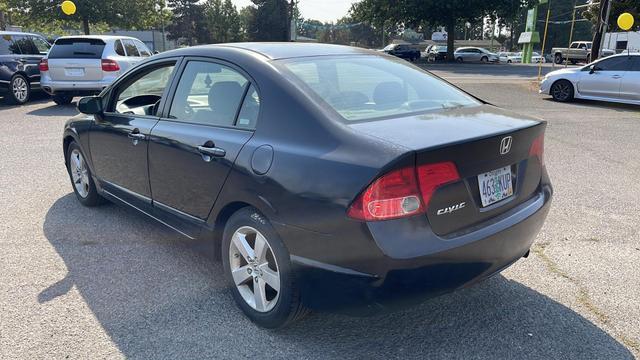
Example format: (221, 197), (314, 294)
(127, 129), (146, 145)
(611, 75), (622, 79)
(198, 145), (226, 161)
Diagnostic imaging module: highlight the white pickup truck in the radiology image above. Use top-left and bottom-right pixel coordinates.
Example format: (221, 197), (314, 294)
(551, 41), (615, 64)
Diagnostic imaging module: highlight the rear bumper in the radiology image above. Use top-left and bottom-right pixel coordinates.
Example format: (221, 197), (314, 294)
(40, 79), (111, 95)
(288, 182), (552, 313)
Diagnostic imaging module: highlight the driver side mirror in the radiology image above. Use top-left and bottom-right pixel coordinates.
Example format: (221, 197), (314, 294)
(77, 96), (103, 115)
(589, 66), (600, 74)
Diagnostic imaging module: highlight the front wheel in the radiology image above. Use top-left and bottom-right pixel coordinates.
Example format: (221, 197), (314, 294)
(66, 142), (104, 206)
(481, 56), (488, 63)
(456, 57), (464, 63)
(5, 74), (30, 105)
(550, 80), (574, 102)
(222, 207), (308, 328)
(554, 54), (563, 64)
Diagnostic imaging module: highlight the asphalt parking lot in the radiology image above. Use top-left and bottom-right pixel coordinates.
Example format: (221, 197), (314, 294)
(1, 63), (639, 359)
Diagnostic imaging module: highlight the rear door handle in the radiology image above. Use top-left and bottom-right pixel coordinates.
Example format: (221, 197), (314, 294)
(127, 129), (146, 145)
(198, 145), (226, 161)
(611, 75), (622, 79)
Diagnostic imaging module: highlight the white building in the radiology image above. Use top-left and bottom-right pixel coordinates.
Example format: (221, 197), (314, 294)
(603, 31), (640, 53)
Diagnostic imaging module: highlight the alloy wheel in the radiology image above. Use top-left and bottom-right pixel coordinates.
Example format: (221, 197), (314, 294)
(552, 81), (572, 102)
(70, 149), (90, 198)
(229, 226), (280, 312)
(12, 77), (28, 103)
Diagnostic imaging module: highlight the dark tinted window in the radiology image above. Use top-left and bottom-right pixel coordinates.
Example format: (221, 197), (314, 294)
(596, 56), (633, 71)
(49, 38), (106, 59)
(630, 56), (640, 71)
(114, 40), (125, 56)
(0, 34), (20, 55)
(13, 35), (40, 55)
(169, 61), (249, 127)
(123, 40), (140, 57)
(134, 40), (151, 57)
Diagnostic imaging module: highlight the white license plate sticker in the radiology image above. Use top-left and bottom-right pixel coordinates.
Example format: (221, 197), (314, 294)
(478, 166), (513, 207)
(65, 68), (85, 77)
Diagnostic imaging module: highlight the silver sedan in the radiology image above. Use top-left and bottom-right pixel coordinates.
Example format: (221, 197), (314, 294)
(540, 53), (640, 105)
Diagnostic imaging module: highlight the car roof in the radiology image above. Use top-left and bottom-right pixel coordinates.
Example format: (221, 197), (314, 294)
(54, 35), (139, 41)
(0, 31), (43, 37)
(163, 42), (378, 60)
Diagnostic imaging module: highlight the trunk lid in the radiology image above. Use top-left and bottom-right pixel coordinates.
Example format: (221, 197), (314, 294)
(47, 38), (106, 81)
(350, 104), (545, 236)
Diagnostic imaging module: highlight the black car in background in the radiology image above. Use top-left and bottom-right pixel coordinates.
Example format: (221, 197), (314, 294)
(63, 43), (552, 328)
(381, 43), (421, 61)
(0, 31), (51, 105)
(427, 45), (448, 62)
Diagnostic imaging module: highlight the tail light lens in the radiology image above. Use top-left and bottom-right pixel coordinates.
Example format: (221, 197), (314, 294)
(529, 134), (545, 166)
(39, 59), (48, 72)
(348, 161), (460, 221)
(101, 59), (120, 72)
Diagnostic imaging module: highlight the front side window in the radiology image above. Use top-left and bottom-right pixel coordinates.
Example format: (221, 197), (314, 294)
(112, 63), (175, 115)
(168, 61), (250, 127)
(134, 40), (151, 57)
(29, 36), (50, 54)
(123, 39), (140, 57)
(595, 56), (633, 71)
(281, 55), (479, 122)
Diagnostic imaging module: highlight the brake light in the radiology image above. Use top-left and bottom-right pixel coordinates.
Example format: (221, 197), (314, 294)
(529, 134), (545, 166)
(39, 59), (48, 72)
(416, 162), (460, 208)
(101, 59), (120, 72)
(347, 161), (460, 221)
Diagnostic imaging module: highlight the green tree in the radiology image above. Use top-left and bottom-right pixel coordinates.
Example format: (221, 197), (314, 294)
(204, 0), (242, 43)
(167, 0), (204, 46)
(584, 0), (640, 32)
(13, 0), (159, 34)
(248, 0), (289, 41)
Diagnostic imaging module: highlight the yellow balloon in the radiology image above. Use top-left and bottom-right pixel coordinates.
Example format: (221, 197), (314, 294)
(617, 12), (634, 31)
(61, 0), (76, 16)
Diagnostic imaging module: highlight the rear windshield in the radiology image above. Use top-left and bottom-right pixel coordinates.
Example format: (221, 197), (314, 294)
(280, 56), (479, 122)
(49, 38), (106, 59)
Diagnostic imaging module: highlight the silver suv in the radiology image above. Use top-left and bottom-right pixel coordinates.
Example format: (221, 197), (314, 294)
(40, 35), (152, 105)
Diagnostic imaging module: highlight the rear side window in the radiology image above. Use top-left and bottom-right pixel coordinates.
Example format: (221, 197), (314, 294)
(114, 40), (126, 56)
(29, 36), (50, 54)
(168, 61), (251, 127)
(134, 40), (151, 57)
(13, 35), (40, 55)
(0, 34), (20, 55)
(49, 38), (106, 59)
(123, 40), (140, 57)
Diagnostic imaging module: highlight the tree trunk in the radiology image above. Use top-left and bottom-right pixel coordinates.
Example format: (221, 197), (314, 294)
(0, 11), (6, 31)
(446, 17), (455, 62)
(82, 17), (90, 35)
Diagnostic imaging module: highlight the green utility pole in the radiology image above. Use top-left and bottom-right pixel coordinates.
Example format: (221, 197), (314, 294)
(519, 0), (547, 63)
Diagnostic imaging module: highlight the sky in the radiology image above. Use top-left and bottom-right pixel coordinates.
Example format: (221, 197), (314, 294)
(231, 0), (359, 23)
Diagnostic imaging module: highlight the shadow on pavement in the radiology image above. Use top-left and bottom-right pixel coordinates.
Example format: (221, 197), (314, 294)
(41, 194), (634, 359)
(26, 101), (79, 117)
(0, 92), (51, 110)
(542, 97), (640, 113)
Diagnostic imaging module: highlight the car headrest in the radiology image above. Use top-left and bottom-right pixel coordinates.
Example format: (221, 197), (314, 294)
(208, 81), (244, 119)
(373, 81), (406, 107)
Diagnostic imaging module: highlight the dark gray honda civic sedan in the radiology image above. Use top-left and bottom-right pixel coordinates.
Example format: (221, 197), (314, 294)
(62, 43), (552, 328)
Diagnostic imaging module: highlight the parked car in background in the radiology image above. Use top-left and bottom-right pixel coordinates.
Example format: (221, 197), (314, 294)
(427, 45), (448, 62)
(0, 31), (50, 105)
(498, 52), (522, 63)
(540, 53), (640, 104)
(40, 35), (152, 105)
(64, 43), (551, 328)
(381, 43), (421, 61)
(552, 41), (614, 65)
(454, 47), (499, 63)
(531, 52), (546, 63)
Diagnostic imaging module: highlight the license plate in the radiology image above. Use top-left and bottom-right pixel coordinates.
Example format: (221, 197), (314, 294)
(478, 166), (513, 207)
(65, 68), (85, 77)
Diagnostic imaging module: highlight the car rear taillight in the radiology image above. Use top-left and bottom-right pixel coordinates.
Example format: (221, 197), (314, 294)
(101, 59), (120, 72)
(347, 161), (460, 221)
(39, 59), (48, 72)
(529, 134), (545, 166)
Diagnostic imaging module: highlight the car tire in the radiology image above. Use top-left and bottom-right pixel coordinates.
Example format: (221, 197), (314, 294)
(222, 207), (308, 329)
(456, 57), (463, 63)
(481, 56), (488, 63)
(586, 54), (591, 64)
(507, 60), (512, 64)
(53, 94), (74, 105)
(554, 54), (563, 64)
(66, 141), (104, 207)
(4, 74), (30, 105)
(550, 80), (574, 103)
